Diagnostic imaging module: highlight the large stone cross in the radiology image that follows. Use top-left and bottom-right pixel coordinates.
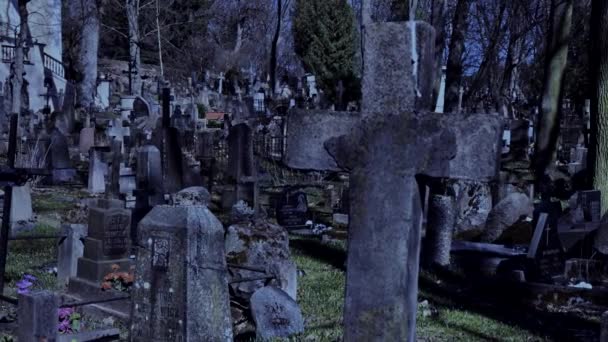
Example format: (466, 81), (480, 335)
(325, 111), (501, 342)
(283, 20), (502, 342)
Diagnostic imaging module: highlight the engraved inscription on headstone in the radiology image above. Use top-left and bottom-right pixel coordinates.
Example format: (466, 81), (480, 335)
(152, 237), (170, 270)
(103, 214), (130, 255)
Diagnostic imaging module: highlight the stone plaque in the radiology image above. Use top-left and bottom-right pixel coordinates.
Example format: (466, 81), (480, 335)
(152, 236), (170, 270)
(275, 190), (309, 228)
(103, 211), (130, 256)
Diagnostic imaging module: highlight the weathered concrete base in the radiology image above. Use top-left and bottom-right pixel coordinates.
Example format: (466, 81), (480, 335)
(66, 278), (131, 320)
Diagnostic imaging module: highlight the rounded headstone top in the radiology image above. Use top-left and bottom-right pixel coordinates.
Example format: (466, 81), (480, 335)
(138, 205), (223, 234)
(172, 187), (211, 207)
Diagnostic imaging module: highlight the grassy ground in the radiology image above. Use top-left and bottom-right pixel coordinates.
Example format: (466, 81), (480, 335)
(291, 237), (548, 342)
(1, 189), (557, 341)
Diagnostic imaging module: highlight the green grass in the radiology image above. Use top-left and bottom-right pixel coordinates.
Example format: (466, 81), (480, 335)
(4, 224), (60, 294)
(32, 193), (77, 212)
(292, 248), (345, 341)
(291, 237), (547, 342)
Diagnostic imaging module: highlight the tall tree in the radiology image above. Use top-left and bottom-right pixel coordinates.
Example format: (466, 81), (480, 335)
(463, 0), (508, 109)
(294, 0), (358, 105)
(11, 0), (29, 118)
(270, 0), (292, 96)
(444, 0), (471, 113)
(126, 0), (141, 95)
(533, 0), (573, 183)
(590, 0), (608, 215)
(430, 0), (447, 105)
(66, 0), (101, 109)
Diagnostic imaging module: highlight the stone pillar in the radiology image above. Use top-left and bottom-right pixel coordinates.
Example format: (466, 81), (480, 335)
(136, 143), (163, 204)
(18, 290), (59, 342)
(130, 205), (233, 341)
(10, 184), (32, 227)
(228, 123), (258, 211)
(57, 224), (87, 287)
(88, 147), (109, 193)
(424, 194), (455, 266)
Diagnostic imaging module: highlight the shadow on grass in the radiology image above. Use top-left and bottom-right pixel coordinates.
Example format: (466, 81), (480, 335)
(290, 238), (347, 271)
(419, 267), (599, 341)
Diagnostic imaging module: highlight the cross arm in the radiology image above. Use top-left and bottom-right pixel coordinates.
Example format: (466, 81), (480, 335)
(0, 167), (50, 187)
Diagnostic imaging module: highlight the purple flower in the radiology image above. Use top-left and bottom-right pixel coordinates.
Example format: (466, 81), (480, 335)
(57, 319), (71, 333)
(58, 307), (74, 319)
(16, 279), (33, 294)
(23, 274), (37, 282)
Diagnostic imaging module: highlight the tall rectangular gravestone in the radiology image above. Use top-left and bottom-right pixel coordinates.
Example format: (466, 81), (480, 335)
(130, 205), (233, 341)
(88, 147), (110, 193)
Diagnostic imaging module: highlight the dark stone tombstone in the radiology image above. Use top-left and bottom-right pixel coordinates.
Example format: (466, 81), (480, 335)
(68, 199), (132, 308)
(47, 128), (76, 183)
(578, 190), (601, 223)
(160, 88), (184, 194)
(227, 123), (258, 210)
(531, 202), (565, 281)
(509, 119), (531, 161)
(275, 190), (309, 228)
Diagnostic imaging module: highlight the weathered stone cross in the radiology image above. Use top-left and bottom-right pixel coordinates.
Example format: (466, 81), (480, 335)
(285, 21), (502, 342)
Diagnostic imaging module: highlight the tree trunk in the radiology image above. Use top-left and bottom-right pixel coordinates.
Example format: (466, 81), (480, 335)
(590, 0), (608, 216)
(71, 0), (100, 109)
(270, 0), (282, 97)
(533, 0), (573, 183)
(127, 0), (142, 96)
(444, 0), (471, 113)
(463, 0), (507, 109)
(11, 0), (28, 118)
(430, 0), (447, 107)
(500, 2), (524, 119)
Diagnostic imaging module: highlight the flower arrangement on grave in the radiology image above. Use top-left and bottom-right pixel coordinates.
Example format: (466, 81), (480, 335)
(101, 264), (135, 292)
(58, 307), (81, 334)
(16, 274), (36, 294)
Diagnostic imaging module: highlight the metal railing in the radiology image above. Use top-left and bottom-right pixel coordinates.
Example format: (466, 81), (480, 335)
(1, 45), (30, 63)
(43, 53), (65, 78)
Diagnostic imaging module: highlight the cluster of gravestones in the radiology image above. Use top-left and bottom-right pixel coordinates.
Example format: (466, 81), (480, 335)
(8, 75), (309, 340)
(19, 15), (608, 342)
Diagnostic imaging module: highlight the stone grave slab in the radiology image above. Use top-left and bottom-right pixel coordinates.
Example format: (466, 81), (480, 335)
(250, 286), (304, 340)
